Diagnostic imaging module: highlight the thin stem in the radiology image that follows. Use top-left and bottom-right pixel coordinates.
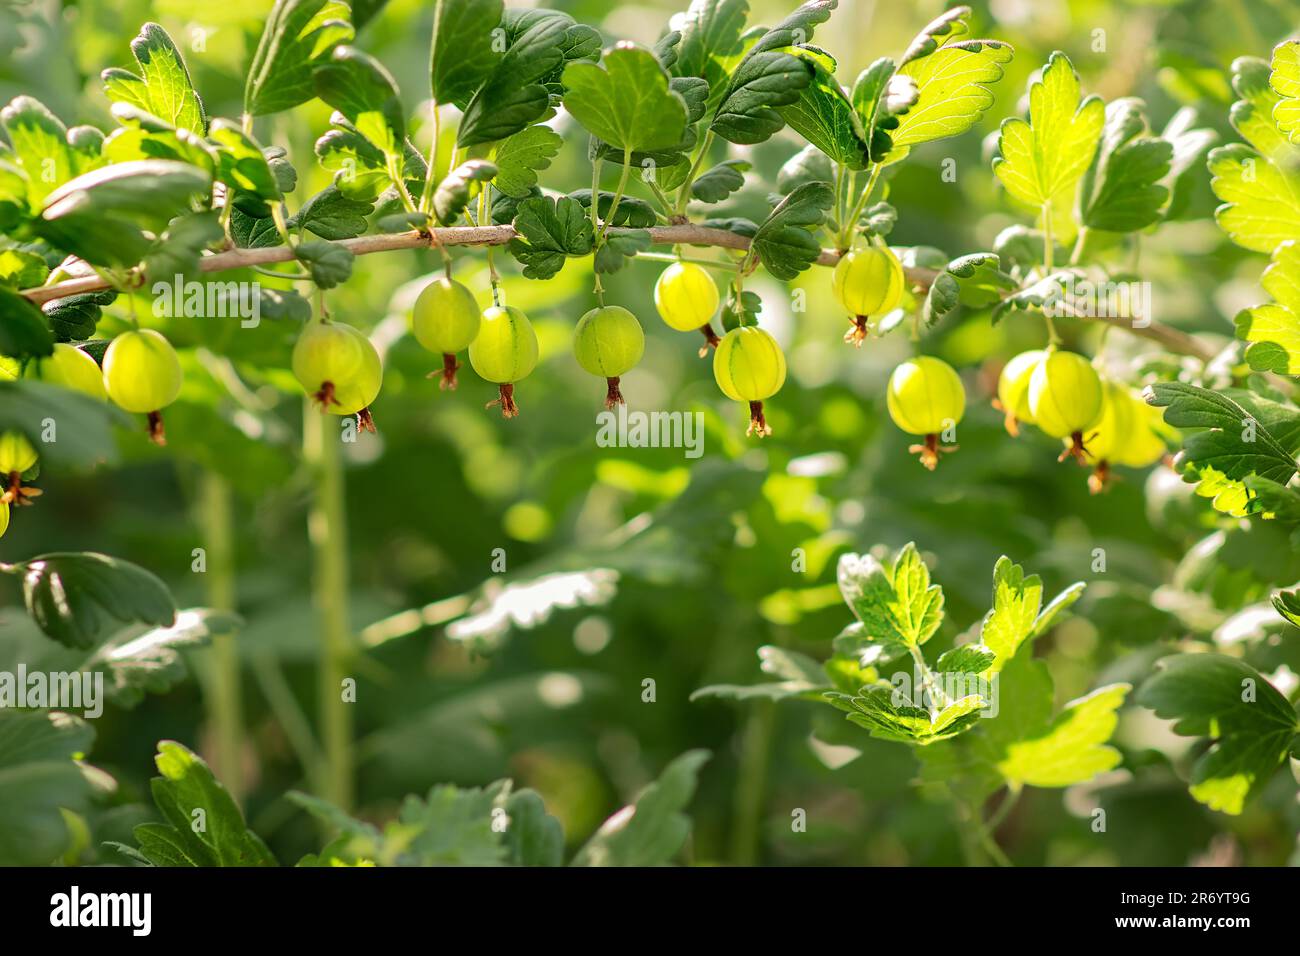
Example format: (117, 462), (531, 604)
(842, 163), (882, 250)
(197, 470), (244, 802)
(675, 130), (715, 215)
(15, 223), (1218, 360)
(1041, 201), (1061, 344)
(303, 401), (354, 810)
(600, 149), (634, 242)
(908, 644), (949, 712)
(983, 784), (1022, 834)
(270, 203), (294, 249)
(419, 104), (442, 215)
(250, 650), (323, 787)
(589, 156), (603, 238)
(729, 700), (775, 866)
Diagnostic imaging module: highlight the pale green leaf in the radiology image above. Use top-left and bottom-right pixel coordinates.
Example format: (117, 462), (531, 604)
(996, 683), (1130, 787)
(993, 52), (1104, 209)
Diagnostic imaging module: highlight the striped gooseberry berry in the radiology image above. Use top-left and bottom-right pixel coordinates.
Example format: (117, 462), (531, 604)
(713, 325), (786, 437)
(33, 343), (107, 401)
(994, 349), (1046, 435)
(468, 305), (539, 418)
(292, 320), (383, 432)
(573, 305), (645, 408)
(102, 329), (183, 444)
(1027, 348), (1103, 463)
(885, 356), (965, 470)
(832, 245), (905, 345)
(654, 262), (721, 352)
(410, 276), (481, 390)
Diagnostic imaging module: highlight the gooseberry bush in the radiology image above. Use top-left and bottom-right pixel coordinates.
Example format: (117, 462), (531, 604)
(0, 0), (1299, 868)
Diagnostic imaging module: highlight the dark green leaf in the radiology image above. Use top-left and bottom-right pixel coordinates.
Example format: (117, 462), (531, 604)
(1139, 655), (1298, 814)
(570, 750), (709, 866)
(290, 184), (374, 239)
(432, 159), (497, 225)
(431, 0), (504, 104)
(295, 240), (355, 288)
(691, 159), (750, 203)
(749, 180), (833, 279)
(15, 552), (176, 650)
(506, 195), (594, 279)
(0, 286), (54, 358)
(313, 46), (406, 157)
(711, 0), (836, 144)
(129, 741), (277, 865)
(0, 711), (94, 865)
(245, 0), (355, 116)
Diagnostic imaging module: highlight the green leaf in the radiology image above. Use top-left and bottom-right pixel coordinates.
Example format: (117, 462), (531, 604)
(0, 248), (50, 288)
(36, 160), (212, 269)
(1229, 57), (1292, 163)
(129, 741), (276, 866)
(1272, 587), (1300, 627)
(245, 0), (354, 116)
(431, 0), (504, 104)
(936, 644), (996, 674)
(594, 228), (651, 275)
(836, 543), (944, 649)
(944, 252), (1017, 308)
(996, 683), (1130, 787)
(1078, 99), (1172, 232)
(295, 240), (354, 288)
(888, 35), (1012, 158)
(102, 23), (206, 136)
(776, 143), (834, 193)
(209, 120), (281, 204)
(398, 785), (508, 865)
(749, 181), (833, 280)
(0, 380), (125, 468)
(505, 195), (594, 279)
(457, 11), (573, 148)
(979, 557), (1043, 671)
(563, 45), (689, 155)
(315, 123), (396, 201)
(13, 551), (176, 650)
(568, 190), (657, 228)
(828, 687), (985, 745)
(1207, 142), (1300, 253)
(0, 712), (94, 865)
(290, 183), (374, 239)
(691, 159), (750, 203)
(1139, 654), (1298, 814)
(143, 209), (223, 284)
(0, 285), (54, 358)
(993, 52), (1105, 209)
(498, 786), (564, 866)
(1236, 240), (1300, 374)
(84, 608), (235, 708)
(673, 0), (750, 98)
(295, 782), (517, 866)
(0, 95), (75, 207)
(710, 0), (836, 144)
(776, 46), (868, 169)
(1145, 381), (1298, 517)
(313, 45), (406, 158)
(1270, 39), (1300, 144)
(570, 750), (709, 866)
(432, 159), (497, 225)
(492, 125), (562, 199)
